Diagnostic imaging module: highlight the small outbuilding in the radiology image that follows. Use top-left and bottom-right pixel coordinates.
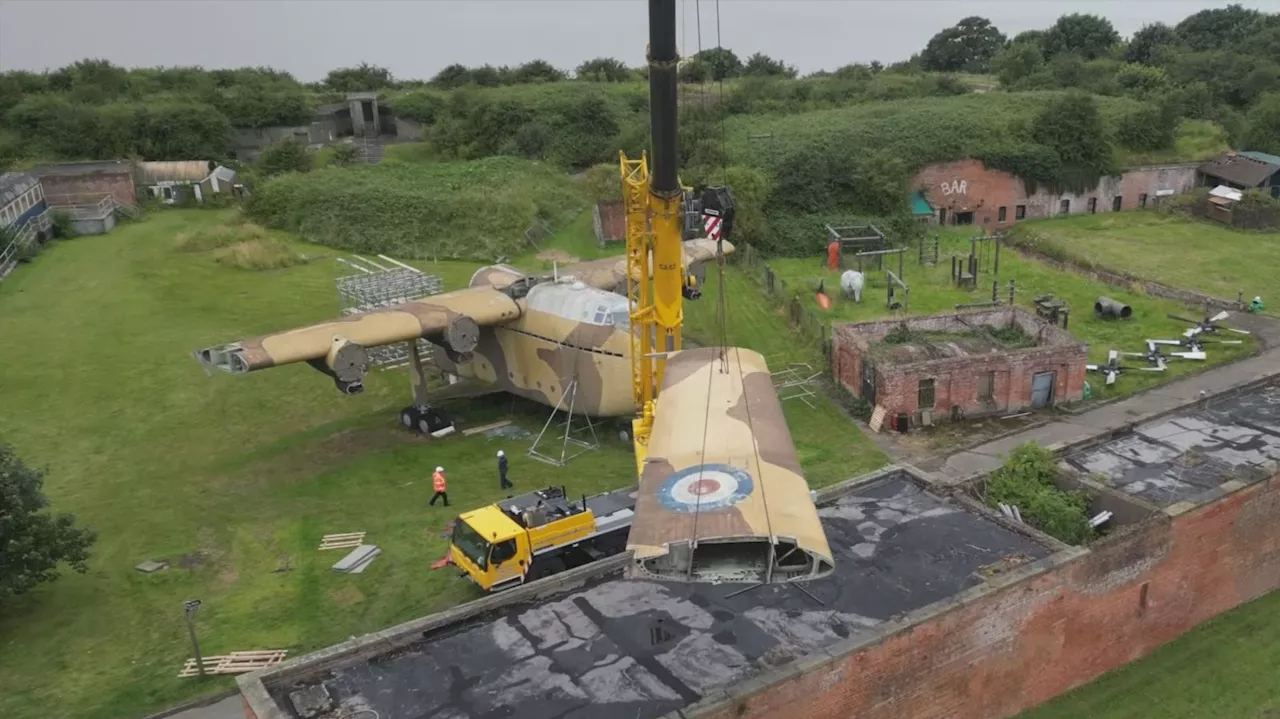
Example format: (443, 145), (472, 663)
(136, 161), (240, 204)
(1198, 151), (1280, 197)
(833, 307), (1087, 428)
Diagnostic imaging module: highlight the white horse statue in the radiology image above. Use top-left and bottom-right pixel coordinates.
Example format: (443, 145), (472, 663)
(841, 270), (864, 302)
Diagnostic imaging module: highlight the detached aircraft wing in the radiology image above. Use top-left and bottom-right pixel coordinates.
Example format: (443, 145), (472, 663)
(555, 237), (733, 293)
(626, 346), (834, 584)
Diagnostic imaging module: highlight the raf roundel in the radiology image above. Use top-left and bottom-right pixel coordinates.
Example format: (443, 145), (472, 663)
(658, 464), (754, 514)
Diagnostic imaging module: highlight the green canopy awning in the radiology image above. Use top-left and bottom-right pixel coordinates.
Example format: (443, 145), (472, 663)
(910, 190), (934, 216)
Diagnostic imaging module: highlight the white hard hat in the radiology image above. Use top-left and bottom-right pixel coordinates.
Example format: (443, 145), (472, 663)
(435, 466), (444, 472)
(497, 450), (504, 457)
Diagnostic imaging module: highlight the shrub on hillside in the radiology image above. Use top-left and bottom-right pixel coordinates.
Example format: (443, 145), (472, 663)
(245, 157), (586, 260)
(257, 138), (312, 177)
(213, 237), (309, 270)
(581, 163), (621, 203)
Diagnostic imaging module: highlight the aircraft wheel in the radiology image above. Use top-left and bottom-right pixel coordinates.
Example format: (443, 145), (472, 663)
(400, 407), (421, 430)
(617, 424), (634, 444)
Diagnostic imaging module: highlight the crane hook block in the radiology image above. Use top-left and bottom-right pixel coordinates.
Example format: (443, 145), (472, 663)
(700, 186), (735, 241)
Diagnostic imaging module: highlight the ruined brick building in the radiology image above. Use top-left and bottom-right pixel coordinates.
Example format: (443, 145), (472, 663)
(832, 307), (1087, 425)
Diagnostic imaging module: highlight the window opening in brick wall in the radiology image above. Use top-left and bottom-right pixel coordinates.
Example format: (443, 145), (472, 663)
(1087, 197), (1098, 214)
(1112, 195), (1123, 211)
(998, 206), (1007, 223)
(1060, 199), (1070, 214)
(1139, 582), (1150, 614)
(938, 207), (947, 225)
(918, 378), (935, 409)
(1015, 204), (1026, 220)
(978, 372), (995, 402)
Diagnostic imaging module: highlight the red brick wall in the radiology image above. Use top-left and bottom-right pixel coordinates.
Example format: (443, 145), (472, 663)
(912, 160), (1199, 231)
(694, 475), (1280, 719)
(40, 173), (136, 207)
(831, 319), (1086, 419)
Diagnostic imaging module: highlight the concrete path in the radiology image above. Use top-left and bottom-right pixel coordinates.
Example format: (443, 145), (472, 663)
(159, 696), (243, 719)
(939, 310), (1280, 484)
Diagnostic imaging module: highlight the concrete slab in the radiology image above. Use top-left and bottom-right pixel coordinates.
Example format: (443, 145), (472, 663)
(268, 473), (1051, 719)
(1065, 384), (1280, 507)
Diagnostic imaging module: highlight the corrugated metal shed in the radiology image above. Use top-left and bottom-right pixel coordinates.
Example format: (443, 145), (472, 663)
(137, 161), (212, 185)
(1240, 151), (1280, 168)
(1198, 154), (1276, 188)
(0, 172), (38, 207)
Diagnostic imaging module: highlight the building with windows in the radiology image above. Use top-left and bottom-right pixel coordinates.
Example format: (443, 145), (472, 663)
(911, 159), (1200, 231)
(832, 307), (1087, 428)
(136, 161), (240, 204)
(0, 172), (53, 279)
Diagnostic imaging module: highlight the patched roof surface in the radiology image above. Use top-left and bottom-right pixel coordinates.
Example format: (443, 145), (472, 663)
(1198, 154), (1278, 188)
(1065, 383), (1280, 507)
(270, 472), (1050, 719)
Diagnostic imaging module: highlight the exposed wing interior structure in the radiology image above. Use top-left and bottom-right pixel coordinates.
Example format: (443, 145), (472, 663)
(626, 346), (834, 584)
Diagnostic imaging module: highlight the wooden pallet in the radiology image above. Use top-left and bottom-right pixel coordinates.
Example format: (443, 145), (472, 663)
(319, 532), (366, 551)
(462, 419), (511, 436)
(178, 650), (288, 677)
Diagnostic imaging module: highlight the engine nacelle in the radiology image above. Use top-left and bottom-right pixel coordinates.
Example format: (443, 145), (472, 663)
(445, 315), (481, 354)
(325, 336), (368, 395)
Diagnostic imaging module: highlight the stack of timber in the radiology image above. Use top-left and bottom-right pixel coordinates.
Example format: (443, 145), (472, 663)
(178, 650), (288, 677)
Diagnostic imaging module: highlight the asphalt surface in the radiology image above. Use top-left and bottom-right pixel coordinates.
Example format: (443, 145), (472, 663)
(271, 473), (1048, 719)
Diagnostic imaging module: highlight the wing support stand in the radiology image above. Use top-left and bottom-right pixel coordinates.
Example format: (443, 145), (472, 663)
(527, 375), (599, 466)
(399, 340), (456, 437)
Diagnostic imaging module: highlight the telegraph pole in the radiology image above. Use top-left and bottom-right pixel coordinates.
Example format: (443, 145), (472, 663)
(184, 599), (205, 677)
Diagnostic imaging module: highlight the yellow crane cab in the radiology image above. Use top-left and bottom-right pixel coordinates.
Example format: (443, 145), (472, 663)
(449, 485), (635, 592)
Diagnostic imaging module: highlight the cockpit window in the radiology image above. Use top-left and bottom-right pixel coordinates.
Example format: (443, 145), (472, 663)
(611, 307), (630, 332)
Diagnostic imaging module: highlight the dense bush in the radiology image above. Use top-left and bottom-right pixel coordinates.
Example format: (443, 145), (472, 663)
(985, 442), (1094, 545)
(256, 138), (312, 177)
(245, 157), (586, 259)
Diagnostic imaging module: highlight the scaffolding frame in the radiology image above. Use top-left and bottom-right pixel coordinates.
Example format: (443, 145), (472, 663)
(527, 377), (601, 466)
(335, 255), (444, 370)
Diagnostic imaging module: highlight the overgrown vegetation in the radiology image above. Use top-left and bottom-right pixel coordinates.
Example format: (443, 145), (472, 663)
(984, 442), (1094, 545)
(212, 237), (309, 270)
(246, 157), (586, 259)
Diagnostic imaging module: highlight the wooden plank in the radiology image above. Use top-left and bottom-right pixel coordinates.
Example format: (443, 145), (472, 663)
(318, 540), (365, 550)
(321, 532), (366, 540)
(461, 419), (511, 436)
(868, 405), (888, 433)
(179, 650), (287, 677)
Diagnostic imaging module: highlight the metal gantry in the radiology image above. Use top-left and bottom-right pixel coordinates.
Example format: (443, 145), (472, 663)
(335, 254), (444, 369)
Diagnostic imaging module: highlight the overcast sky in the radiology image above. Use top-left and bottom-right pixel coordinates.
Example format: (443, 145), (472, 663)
(2, 1), (1276, 81)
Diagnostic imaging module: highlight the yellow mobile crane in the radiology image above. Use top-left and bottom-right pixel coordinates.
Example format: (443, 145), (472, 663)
(447, 0), (733, 592)
(624, 0), (733, 472)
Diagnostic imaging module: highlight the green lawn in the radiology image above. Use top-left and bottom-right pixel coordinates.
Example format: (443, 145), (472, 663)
(762, 228), (1254, 399)
(0, 209), (885, 719)
(1019, 590), (1280, 719)
(1013, 210), (1280, 302)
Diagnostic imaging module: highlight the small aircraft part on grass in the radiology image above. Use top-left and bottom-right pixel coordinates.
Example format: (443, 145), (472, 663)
(1086, 349), (1166, 386)
(1124, 339), (1207, 367)
(1168, 310), (1251, 339)
(1149, 335), (1242, 357)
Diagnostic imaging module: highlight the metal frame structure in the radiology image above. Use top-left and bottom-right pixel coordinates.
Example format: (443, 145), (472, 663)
(335, 254), (444, 369)
(528, 376), (601, 466)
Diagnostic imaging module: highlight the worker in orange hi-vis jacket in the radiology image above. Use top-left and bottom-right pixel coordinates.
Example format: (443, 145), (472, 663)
(430, 466), (449, 507)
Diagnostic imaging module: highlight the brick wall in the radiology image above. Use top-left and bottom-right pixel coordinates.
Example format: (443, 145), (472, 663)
(831, 308), (1087, 419)
(692, 474), (1280, 719)
(40, 172), (136, 206)
(913, 159), (1200, 231)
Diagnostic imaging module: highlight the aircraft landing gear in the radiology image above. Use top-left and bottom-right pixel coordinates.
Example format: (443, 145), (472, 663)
(400, 405), (456, 438)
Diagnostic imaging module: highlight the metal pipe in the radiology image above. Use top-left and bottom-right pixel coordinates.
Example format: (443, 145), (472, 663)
(1094, 297), (1133, 320)
(647, 0), (679, 197)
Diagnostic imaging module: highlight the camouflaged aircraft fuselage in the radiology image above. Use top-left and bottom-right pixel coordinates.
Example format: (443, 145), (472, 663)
(193, 239), (731, 418)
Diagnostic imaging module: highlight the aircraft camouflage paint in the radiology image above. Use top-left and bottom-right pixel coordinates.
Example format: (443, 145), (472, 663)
(627, 346), (835, 583)
(194, 238), (731, 432)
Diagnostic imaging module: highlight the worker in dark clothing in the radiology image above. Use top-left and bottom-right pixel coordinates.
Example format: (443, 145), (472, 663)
(430, 466), (449, 507)
(497, 449), (513, 490)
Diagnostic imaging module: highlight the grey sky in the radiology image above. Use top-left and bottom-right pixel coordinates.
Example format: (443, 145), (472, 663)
(2, 0), (1276, 82)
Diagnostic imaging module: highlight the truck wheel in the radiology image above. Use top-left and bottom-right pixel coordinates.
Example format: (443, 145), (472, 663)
(400, 407), (420, 430)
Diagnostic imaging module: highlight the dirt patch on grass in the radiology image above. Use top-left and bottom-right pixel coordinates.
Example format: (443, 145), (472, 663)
(536, 249), (580, 264)
(329, 586), (365, 606)
(177, 552), (209, 569)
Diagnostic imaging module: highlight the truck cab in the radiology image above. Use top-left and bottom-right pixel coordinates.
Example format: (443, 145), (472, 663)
(449, 486), (636, 592)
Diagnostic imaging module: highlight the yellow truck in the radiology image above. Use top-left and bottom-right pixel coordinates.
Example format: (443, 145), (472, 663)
(449, 485), (636, 592)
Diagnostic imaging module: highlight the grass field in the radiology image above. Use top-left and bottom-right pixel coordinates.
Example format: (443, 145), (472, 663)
(0, 209), (884, 719)
(1019, 590), (1280, 719)
(762, 228), (1254, 398)
(1011, 210), (1280, 302)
